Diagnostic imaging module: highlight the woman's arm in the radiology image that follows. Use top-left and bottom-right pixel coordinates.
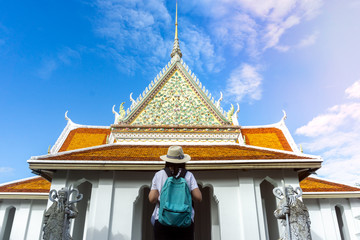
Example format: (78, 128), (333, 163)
(191, 188), (202, 203)
(148, 189), (159, 204)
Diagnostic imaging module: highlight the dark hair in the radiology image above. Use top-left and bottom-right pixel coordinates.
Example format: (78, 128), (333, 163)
(165, 162), (186, 176)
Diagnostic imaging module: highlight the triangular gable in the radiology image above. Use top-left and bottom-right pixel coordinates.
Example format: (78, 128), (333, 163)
(122, 61), (231, 126)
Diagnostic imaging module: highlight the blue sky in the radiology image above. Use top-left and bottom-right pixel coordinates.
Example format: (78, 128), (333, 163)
(1, 0), (359, 186)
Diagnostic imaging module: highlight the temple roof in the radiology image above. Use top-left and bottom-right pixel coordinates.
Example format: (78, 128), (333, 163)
(0, 176), (50, 199)
(59, 127), (110, 152)
(241, 127), (292, 151)
(28, 144), (321, 176)
(53, 125), (295, 153)
(34, 144), (313, 162)
(301, 177), (360, 198)
(301, 177), (360, 192)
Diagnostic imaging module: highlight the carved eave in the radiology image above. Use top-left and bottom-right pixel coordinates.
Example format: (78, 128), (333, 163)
(117, 60), (231, 126)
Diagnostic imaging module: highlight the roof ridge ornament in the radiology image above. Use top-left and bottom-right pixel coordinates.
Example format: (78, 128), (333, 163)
(281, 110), (287, 124)
(216, 92), (223, 108)
(232, 103), (240, 126)
(170, 0), (182, 63)
(112, 103), (126, 124)
(65, 110), (73, 124)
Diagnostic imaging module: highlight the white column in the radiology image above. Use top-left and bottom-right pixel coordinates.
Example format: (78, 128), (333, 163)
(213, 186), (242, 240)
(9, 200), (31, 240)
(349, 199), (360, 238)
(0, 204), (6, 233)
(238, 176), (261, 240)
(304, 199), (326, 240)
(110, 171), (153, 240)
(319, 199), (339, 240)
(25, 200), (46, 240)
(86, 171), (115, 240)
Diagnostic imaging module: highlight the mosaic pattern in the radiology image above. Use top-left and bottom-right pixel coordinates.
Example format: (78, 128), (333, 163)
(131, 71), (221, 125)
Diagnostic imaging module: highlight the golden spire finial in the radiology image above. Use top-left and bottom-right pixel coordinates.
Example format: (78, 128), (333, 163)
(175, 0), (178, 40)
(171, 0), (182, 61)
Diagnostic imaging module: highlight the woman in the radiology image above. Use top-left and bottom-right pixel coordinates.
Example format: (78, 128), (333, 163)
(149, 146), (202, 240)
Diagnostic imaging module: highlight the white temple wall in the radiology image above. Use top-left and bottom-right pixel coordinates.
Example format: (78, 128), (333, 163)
(349, 198), (360, 239)
(14, 169), (354, 240)
(304, 197), (360, 240)
(0, 199), (46, 240)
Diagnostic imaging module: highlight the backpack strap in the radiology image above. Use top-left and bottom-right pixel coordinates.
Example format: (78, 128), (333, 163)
(163, 167), (187, 179)
(178, 168), (187, 179)
(163, 167), (173, 177)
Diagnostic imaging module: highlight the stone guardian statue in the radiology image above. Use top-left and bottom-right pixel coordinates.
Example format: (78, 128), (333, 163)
(273, 184), (312, 240)
(43, 186), (83, 240)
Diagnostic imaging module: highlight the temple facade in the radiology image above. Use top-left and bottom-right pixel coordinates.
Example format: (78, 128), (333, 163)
(1, 4), (360, 240)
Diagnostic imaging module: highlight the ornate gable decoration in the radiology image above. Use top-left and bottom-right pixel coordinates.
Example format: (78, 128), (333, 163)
(129, 66), (226, 126)
(117, 60), (232, 126)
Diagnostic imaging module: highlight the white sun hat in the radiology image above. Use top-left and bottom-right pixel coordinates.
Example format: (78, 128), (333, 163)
(160, 146), (191, 163)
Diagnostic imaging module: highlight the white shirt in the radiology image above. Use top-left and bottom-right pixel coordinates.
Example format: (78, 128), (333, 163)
(150, 169), (199, 225)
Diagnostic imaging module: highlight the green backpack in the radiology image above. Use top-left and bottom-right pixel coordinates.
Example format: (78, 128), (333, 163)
(158, 167), (192, 227)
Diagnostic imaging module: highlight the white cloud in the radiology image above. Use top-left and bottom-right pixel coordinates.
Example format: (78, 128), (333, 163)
(296, 103), (360, 137)
(191, 0), (323, 55)
(94, 0), (171, 71)
(37, 47), (80, 79)
(263, 15), (300, 50)
(297, 32), (318, 48)
(274, 45), (290, 52)
(296, 80), (360, 185)
(90, 0), (324, 74)
(345, 80), (360, 99)
(226, 63), (262, 101)
(37, 59), (58, 80)
(0, 167), (14, 174)
(94, 0), (224, 74)
(58, 47), (81, 65)
(181, 22), (224, 73)
(211, 12), (259, 57)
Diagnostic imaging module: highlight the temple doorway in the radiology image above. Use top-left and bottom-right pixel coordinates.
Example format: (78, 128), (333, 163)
(72, 180), (92, 240)
(132, 184), (220, 240)
(260, 179), (279, 239)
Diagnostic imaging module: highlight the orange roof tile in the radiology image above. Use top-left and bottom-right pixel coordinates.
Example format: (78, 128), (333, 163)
(57, 127), (292, 154)
(59, 128), (110, 152)
(0, 177), (51, 193)
(37, 145), (311, 161)
(300, 177), (360, 192)
(241, 127), (292, 151)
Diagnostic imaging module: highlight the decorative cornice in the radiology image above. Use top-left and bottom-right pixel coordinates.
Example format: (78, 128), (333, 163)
(28, 159), (322, 171)
(0, 192), (49, 200)
(302, 192), (360, 199)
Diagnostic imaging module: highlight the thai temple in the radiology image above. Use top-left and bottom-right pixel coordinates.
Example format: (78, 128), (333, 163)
(1, 3), (360, 240)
